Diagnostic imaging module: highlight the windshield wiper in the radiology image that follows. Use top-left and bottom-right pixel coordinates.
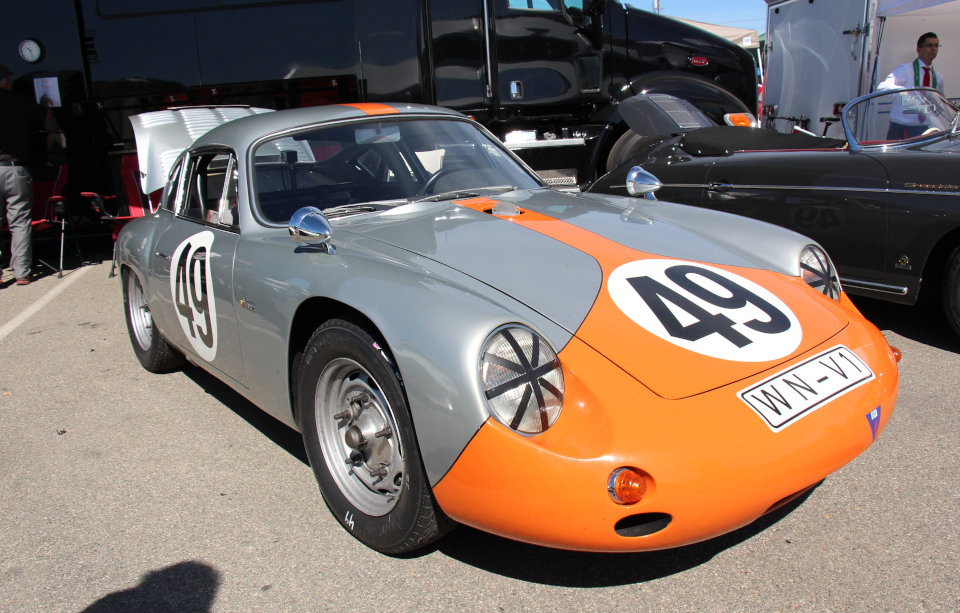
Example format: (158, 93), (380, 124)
(411, 185), (518, 203)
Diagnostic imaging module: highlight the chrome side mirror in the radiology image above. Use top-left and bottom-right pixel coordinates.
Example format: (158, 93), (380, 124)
(625, 166), (662, 199)
(289, 206), (333, 245)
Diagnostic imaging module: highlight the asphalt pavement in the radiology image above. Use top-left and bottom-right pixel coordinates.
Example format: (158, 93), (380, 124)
(0, 260), (957, 612)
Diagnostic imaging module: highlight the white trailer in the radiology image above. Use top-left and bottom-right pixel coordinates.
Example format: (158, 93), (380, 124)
(763, 0), (960, 136)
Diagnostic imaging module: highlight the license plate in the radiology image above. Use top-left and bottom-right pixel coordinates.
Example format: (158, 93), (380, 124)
(738, 345), (875, 431)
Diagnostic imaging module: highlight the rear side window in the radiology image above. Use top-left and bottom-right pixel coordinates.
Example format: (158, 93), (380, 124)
(161, 159), (184, 212)
(178, 151), (240, 231)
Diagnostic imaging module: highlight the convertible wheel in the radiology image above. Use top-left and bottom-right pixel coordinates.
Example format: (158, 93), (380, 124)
(942, 246), (960, 337)
(122, 268), (184, 373)
(298, 319), (449, 553)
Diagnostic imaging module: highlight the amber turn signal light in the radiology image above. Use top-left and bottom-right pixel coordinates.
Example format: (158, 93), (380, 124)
(608, 467), (648, 505)
(724, 112), (756, 127)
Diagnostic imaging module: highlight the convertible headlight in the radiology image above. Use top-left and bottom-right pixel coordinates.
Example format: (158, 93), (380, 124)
(800, 245), (841, 300)
(479, 325), (564, 434)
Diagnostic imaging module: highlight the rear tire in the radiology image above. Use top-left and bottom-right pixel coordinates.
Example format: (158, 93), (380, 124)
(297, 319), (449, 554)
(941, 246), (960, 337)
(122, 268), (184, 373)
(606, 131), (647, 173)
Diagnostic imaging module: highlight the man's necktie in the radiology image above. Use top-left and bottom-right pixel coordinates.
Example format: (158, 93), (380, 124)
(923, 66), (931, 87)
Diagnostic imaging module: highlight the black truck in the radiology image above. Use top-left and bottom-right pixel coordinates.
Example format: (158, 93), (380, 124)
(4, 0), (757, 200)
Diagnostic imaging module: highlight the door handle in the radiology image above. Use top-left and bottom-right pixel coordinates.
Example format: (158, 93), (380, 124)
(156, 251), (170, 261)
(708, 181), (732, 192)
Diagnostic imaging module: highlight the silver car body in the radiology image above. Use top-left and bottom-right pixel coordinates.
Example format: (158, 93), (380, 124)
(119, 103), (838, 485)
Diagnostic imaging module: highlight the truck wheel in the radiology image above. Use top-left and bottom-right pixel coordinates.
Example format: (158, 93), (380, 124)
(606, 131), (647, 172)
(297, 319), (449, 554)
(122, 268), (184, 373)
(942, 246), (960, 337)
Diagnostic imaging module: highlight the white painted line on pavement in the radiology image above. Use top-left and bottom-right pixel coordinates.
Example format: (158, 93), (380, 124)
(0, 266), (93, 343)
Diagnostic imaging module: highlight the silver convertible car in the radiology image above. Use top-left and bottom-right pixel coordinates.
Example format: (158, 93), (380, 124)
(117, 103), (899, 554)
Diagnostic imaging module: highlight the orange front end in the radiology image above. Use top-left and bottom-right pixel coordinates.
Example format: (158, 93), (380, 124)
(433, 312), (898, 552)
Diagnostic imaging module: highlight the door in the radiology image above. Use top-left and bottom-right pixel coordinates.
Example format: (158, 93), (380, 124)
(430, 0), (490, 112)
(704, 150), (889, 282)
(149, 150), (246, 384)
(764, 0), (871, 136)
(491, 0), (602, 111)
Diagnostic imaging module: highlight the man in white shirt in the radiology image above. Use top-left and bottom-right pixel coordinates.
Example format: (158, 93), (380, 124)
(877, 32), (944, 139)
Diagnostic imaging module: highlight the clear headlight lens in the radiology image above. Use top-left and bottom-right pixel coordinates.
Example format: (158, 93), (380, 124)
(800, 245), (841, 300)
(479, 325), (564, 434)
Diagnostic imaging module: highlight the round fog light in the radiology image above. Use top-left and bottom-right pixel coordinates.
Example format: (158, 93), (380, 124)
(608, 467), (648, 505)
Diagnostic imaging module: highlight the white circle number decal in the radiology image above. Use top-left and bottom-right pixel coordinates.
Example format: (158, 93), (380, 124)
(170, 231), (218, 362)
(608, 260), (801, 361)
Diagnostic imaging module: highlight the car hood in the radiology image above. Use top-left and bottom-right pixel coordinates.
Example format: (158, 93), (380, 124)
(349, 189), (849, 399)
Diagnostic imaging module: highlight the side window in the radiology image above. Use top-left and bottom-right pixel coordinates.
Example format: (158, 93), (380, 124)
(506, 0), (561, 10)
(161, 159), (184, 212)
(179, 152), (237, 230)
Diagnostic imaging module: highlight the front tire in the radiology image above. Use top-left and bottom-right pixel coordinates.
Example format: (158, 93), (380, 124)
(297, 319), (449, 553)
(122, 268), (184, 373)
(942, 246), (960, 337)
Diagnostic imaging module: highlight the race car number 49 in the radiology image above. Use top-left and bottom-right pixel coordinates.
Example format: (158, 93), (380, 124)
(608, 259), (801, 362)
(738, 345), (875, 431)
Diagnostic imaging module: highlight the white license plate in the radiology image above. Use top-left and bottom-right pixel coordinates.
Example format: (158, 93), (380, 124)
(738, 345), (875, 431)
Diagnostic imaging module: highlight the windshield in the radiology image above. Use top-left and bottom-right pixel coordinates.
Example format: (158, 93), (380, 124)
(252, 117), (542, 223)
(843, 87), (958, 148)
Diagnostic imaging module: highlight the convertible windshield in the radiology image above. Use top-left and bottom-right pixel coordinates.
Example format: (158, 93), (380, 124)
(253, 118), (542, 223)
(844, 87), (958, 148)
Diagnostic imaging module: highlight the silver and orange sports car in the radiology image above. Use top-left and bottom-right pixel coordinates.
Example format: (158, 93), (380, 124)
(117, 102), (899, 554)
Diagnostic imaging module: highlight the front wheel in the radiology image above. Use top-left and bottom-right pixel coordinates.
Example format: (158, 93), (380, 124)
(297, 319), (449, 553)
(942, 246), (960, 337)
(122, 268), (184, 373)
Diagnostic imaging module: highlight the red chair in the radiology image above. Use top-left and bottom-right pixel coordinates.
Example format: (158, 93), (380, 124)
(81, 154), (154, 276)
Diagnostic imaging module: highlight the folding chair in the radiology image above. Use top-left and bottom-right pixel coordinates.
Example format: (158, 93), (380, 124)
(82, 154), (153, 276)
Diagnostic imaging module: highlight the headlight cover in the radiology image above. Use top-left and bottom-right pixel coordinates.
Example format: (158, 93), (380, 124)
(479, 325), (564, 434)
(800, 245), (841, 300)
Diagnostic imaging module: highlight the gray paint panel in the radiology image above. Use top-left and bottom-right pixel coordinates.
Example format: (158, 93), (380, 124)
(231, 232), (572, 485)
(350, 199), (604, 335)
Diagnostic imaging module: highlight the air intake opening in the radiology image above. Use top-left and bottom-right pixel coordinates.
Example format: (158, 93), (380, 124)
(614, 512), (672, 537)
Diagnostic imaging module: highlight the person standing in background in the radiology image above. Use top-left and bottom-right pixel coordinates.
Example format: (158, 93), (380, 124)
(0, 64), (46, 285)
(877, 32), (945, 139)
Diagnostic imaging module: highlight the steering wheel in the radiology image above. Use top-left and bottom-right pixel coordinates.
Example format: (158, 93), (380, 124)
(416, 167), (464, 197)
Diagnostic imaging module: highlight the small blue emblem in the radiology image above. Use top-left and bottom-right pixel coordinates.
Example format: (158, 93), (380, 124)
(866, 406), (882, 440)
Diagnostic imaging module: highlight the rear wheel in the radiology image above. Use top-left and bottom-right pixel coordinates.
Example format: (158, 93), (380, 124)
(122, 268), (184, 372)
(942, 246), (960, 337)
(297, 319), (449, 553)
(606, 131), (647, 173)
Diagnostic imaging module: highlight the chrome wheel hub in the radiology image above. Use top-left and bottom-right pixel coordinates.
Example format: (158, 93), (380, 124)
(315, 357), (403, 516)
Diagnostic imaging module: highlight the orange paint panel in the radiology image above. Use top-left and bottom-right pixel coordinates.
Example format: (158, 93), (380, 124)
(339, 103), (399, 116)
(433, 321), (899, 552)
(454, 199), (852, 398)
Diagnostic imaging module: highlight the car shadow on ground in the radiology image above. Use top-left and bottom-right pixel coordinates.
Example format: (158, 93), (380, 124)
(850, 296), (960, 353)
(182, 366), (309, 465)
(182, 365), (817, 585)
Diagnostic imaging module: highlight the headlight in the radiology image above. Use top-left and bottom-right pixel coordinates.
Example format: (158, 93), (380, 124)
(479, 325), (564, 434)
(800, 245), (841, 300)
